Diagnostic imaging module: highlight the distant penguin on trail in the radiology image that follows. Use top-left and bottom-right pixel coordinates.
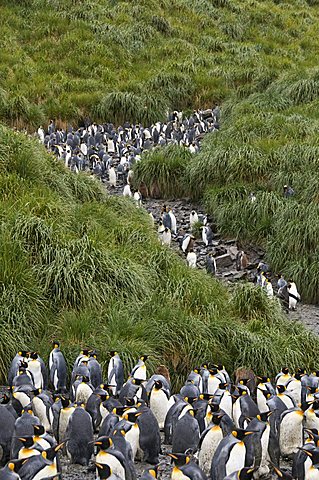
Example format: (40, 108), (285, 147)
(202, 225), (213, 246)
(287, 281), (301, 310)
(162, 228), (171, 246)
(109, 167), (117, 187)
(123, 184), (132, 197)
(187, 250), (197, 268)
(181, 234), (195, 254)
(190, 210), (199, 228)
(206, 253), (216, 275)
(236, 251), (248, 271)
(168, 209), (177, 235)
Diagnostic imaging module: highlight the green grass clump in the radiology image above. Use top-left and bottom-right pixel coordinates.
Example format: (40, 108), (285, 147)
(133, 145), (191, 198)
(0, 125), (317, 387)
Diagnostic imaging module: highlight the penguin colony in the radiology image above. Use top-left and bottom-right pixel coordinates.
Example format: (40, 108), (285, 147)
(38, 108), (220, 184)
(0, 344), (317, 480)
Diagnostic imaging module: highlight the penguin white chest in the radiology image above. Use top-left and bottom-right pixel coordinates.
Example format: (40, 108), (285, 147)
(279, 411), (303, 456)
(96, 451), (125, 480)
(226, 441), (246, 476)
(125, 423), (140, 460)
(198, 426), (223, 476)
(150, 389), (169, 429)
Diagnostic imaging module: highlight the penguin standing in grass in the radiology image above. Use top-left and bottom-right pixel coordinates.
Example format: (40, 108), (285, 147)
(287, 281), (301, 310)
(181, 234), (195, 254)
(130, 356), (148, 381)
(88, 351), (103, 389)
(162, 228), (171, 246)
(108, 352), (124, 397)
(8, 351), (28, 387)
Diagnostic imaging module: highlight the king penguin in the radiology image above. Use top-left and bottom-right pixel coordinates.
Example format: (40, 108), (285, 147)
(108, 351), (124, 397)
(149, 380), (170, 429)
(49, 341), (67, 393)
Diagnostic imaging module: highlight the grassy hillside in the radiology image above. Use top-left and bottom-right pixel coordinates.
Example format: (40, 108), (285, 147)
(0, 125), (317, 386)
(1, 0), (319, 126)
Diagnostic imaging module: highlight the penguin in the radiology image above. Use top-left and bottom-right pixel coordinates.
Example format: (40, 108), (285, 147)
(56, 396), (75, 445)
(277, 275), (287, 289)
(181, 234), (195, 254)
(211, 429), (255, 480)
(247, 412), (273, 477)
(172, 409), (200, 454)
(149, 212), (155, 227)
(140, 465), (160, 480)
(223, 467), (255, 480)
(202, 225), (213, 247)
(190, 211), (199, 227)
(94, 436), (135, 480)
(286, 373), (303, 405)
(133, 190), (142, 207)
(213, 384), (233, 419)
(31, 389), (52, 432)
(33, 425), (56, 451)
(119, 378), (147, 405)
(17, 444), (62, 480)
(169, 453), (207, 480)
(236, 251), (248, 271)
(86, 385), (109, 431)
(27, 353), (44, 390)
(186, 250), (197, 268)
(276, 385), (296, 409)
(108, 352), (124, 397)
(0, 461), (22, 480)
(66, 404), (94, 465)
(162, 228), (171, 246)
(206, 254), (216, 275)
(130, 356), (148, 381)
(96, 462), (122, 480)
(207, 368), (222, 395)
(164, 397), (191, 444)
(8, 351), (28, 386)
(123, 184), (132, 197)
(276, 367), (291, 387)
(187, 369), (203, 393)
(287, 281), (301, 310)
(198, 416), (224, 476)
(74, 376), (94, 404)
(49, 341), (67, 393)
(88, 352), (103, 389)
(233, 389), (259, 429)
(136, 405), (161, 464)
(0, 404), (16, 466)
(149, 380), (170, 429)
(168, 209), (177, 235)
(17, 436), (42, 460)
(292, 444), (319, 480)
(279, 406), (304, 457)
(109, 167), (117, 187)
(11, 409), (41, 459)
(162, 207), (172, 230)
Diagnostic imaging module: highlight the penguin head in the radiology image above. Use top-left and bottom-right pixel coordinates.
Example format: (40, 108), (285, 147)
(81, 376), (90, 383)
(112, 406), (126, 417)
(140, 355), (149, 362)
(154, 380), (163, 390)
(276, 385), (286, 394)
(30, 352), (38, 360)
(125, 411), (141, 423)
(211, 413), (223, 426)
(0, 394), (10, 404)
(95, 436), (113, 451)
(199, 393), (213, 401)
(273, 466), (293, 480)
(109, 350), (117, 357)
(18, 351), (28, 357)
(237, 468), (256, 480)
(256, 411), (272, 422)
(218, 383), (228, 390)
(231, 429), (255, 441)
(95, 463), (112, 479)
(32, 388), (42, 396)
(146, 465), (159, 478)
(53, 341), (60, 348)
(18, 436), (35, 449)
(294, 373), (304, 381)
(132, 378), (143, 386)
(34, 425), (45, 436)
(239, 379), (249, 386)
(257, 376), (271, 384)
(308, 386), (318, 394)
(168, 453), (190, 466)
(209, 367), (218, 376)
(43, 443), (65, 462)
(61, 396), (71, 408)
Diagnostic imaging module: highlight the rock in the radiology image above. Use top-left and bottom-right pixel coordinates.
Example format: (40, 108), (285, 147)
(222, 271), (234, 278)
(215, 253), (233, 268)
(233, 271), (247, 280)
(224, 239), (237, 245)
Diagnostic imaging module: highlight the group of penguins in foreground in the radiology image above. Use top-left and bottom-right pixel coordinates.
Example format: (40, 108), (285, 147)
(0, 344), (318, 480)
